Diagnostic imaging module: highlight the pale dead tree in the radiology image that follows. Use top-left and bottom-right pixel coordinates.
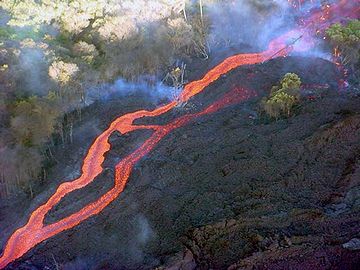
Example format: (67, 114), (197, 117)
(191, 0), (210, 60)
(173, 0), (188, 22)
(51, 254), (60, 270)
(163, 62), (187, 89)
(199, 0), (204, 26)
(193, 38), (209, 59)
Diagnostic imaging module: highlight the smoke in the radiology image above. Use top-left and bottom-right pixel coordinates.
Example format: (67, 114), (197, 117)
(206, 0), (329, 58)
(62, 257), (94, 270)
(86, 76), (181, 105)
(127, 214), (155, 263)
(0, 9), (9, 26)
(87, 0), (316, 106)
(207, 0), (294, 50)
(135, 214), (153, 244)
(19, 47), (51, 95)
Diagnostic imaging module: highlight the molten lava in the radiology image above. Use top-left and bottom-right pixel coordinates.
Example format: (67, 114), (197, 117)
(0, 1), (358, 268)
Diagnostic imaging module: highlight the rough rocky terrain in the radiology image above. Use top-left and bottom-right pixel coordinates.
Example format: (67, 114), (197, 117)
(1, 56), (360, 269)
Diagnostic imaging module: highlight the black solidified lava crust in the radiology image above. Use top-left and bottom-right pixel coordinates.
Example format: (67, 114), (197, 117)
(2, 56), (360, 270)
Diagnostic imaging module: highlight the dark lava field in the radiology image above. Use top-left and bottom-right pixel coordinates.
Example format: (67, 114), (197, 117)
(1, 56), (359, 269)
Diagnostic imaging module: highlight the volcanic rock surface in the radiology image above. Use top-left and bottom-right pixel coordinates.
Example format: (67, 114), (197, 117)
(1, 56), (360, 269)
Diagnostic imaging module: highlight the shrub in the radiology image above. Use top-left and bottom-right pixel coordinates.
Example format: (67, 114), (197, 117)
(166, 17), (194, 54)
(279, 72), (301, 91)
(326, 20), (360, 67)
(73, 41), (99, 64)
(98, 16), (138, 42)
(0, 26), (15, 41)
(49, 60), (79, 85)
(263, 91), (297, 118)
(262, 73), (301, 119)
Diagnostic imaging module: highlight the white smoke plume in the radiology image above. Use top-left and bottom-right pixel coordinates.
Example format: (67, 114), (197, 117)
(206, 0), (330, 56)
(86, 76), (181, 105)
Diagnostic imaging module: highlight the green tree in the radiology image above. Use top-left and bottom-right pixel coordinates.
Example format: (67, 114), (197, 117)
(262, 73), (301, 119)
(326, 20), (360, 67)
(11, 96), (60, 147)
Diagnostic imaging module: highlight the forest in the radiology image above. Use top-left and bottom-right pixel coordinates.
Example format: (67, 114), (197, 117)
(0, 0), (214, 197)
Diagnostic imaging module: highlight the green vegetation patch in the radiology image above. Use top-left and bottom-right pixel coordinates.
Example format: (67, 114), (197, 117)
(262, 73), (301, 119)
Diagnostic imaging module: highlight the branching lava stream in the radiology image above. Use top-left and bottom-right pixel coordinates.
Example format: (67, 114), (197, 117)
(0, 1), (358, 268)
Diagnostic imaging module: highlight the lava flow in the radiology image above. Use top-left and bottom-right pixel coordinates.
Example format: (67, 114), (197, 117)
(0, 1), (358, 268)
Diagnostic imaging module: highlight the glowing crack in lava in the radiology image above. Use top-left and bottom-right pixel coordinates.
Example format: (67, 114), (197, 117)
(0, 1), (358, 268)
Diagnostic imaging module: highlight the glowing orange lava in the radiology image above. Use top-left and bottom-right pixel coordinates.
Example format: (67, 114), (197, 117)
(0, 1), (358, 268)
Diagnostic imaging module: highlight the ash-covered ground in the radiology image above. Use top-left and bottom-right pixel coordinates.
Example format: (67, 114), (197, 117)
(1, 56), (360, 269)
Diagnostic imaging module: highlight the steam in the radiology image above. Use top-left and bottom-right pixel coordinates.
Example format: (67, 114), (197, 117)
(62, 257), (93, 270)
(0, 9), (9, 26)
(206, 0), (330, 58)
(86, 76), (180, 105)
(86, 0), (338, 106)
(135, 214), (153, 244)
(207, 0), (294, 50)
(127, 214), (155, 263)
(19, 47), (50, 95)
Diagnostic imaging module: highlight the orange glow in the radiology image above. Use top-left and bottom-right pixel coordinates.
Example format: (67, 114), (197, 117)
(0, 1), (358, 268)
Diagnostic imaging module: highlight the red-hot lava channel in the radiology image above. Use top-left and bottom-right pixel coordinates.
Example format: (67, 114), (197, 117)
(0, 1), (358, 268)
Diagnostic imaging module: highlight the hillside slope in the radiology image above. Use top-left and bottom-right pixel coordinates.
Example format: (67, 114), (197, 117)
(1, 56), (360, 269)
